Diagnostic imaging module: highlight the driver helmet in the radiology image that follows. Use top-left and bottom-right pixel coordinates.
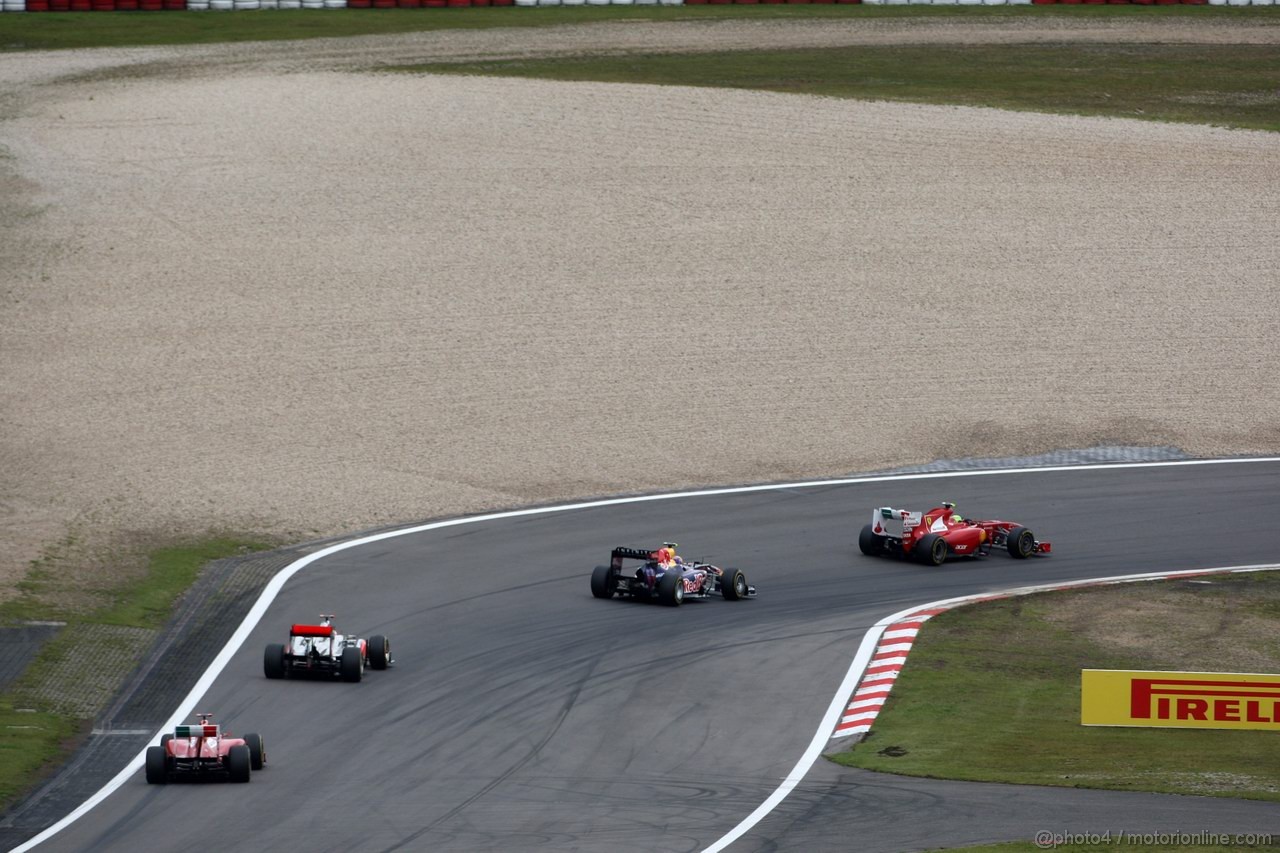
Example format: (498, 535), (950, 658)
(951, 514), (963, 524)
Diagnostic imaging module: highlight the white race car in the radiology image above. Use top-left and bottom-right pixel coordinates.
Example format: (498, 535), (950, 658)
(263, 614), (392, 682)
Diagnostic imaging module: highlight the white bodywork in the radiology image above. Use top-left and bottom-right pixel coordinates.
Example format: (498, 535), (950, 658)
(290, 634), (345, 657)
(870, 507), (922, 538)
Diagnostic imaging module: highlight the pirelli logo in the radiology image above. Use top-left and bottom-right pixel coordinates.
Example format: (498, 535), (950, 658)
(1082, 669), (1280, 730)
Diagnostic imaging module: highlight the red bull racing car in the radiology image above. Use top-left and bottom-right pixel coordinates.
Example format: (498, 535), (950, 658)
(859, 502), (1050, 566)
(263, 615), (392, 682)
(145, 713), (264, 784)
(590, 544), (756, 607)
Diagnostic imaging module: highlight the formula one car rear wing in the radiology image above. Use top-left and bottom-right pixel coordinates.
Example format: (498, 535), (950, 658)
(611, 546), (656, 561)
(610, 546), (661, 570)
(175, 724), (219, 738)
(870, 507), (923, 538)
(290, 624), (335, 637)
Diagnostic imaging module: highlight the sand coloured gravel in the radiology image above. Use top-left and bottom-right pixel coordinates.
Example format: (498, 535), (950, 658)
(1, 18), (1278, 602)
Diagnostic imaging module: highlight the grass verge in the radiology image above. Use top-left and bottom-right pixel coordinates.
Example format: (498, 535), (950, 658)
(92, 538), (273, 629)
(0, 701), (82, 810)
(1, 6), (1277, 52)
(830, 571), (1280, 801)
(0, 535), (274, 814)
(398, 42), (1280, 132)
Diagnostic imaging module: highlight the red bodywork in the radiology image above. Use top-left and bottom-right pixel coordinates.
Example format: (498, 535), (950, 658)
(907, 507), (1017, 557)
(165, 723), (248, 762)
(864, 503), (1051, 564)
(146, 714), (264, 784)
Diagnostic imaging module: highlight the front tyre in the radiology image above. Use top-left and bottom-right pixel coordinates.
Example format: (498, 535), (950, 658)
(1007, 526), (1036, 559)
(858, 524), (886, 556)
(242, 732), (265, 770)
(341, 646), (364, 682)
(367, 634), (390, 670)
(590, 565), (617, 599)
(916, 533), (948, 566)
(227, 745), (251, 783)
(145, 746), (168, 785)
(720, 569), (748, 601)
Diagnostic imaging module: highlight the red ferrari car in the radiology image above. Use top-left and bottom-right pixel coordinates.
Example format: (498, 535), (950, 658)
(145, 713), (264, 784)
(859, 501), (1050, 566)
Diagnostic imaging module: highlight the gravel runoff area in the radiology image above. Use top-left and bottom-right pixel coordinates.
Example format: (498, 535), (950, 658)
(1, 17), (1279, 603)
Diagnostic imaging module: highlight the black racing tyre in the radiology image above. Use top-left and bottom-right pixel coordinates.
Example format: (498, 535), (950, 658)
(1007, 526), (1035, 559)
(264, 643), (286, 679)
(720, 569), (747, 601)
(341, 646), (364, 682)
(227, 744), (251, 783)
(657, 571), (684, 607)
(858, 524), (886, 556)
(160, 733), (173, 750)
(916, 533), (948, 567)
(145, 745), (168, 785)
(590, 565), (617, 599)
(242, 732), (265, 770)
(367, 634), (390, 670)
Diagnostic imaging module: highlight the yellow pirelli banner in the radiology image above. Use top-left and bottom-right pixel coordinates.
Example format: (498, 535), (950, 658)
(1081, 669), (1280, 730)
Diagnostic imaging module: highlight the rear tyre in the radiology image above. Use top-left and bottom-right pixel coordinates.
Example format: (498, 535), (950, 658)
(242, 732), (265, 770)
(145, 745), (168, 784)
(916, 533), (948, 566)
(227, 744), (251, 783)
(590, 564), (617, 599)
(367, 634), (390, 670)
(1007, 526), (1035, 559)
(160, 734), (173, 750)
(341, 646), (364, 682)
(858, 524), (886, 556)
(720, 569), (747, 601)
(657, 571), (684, 607)
(263, 643), (286, 679)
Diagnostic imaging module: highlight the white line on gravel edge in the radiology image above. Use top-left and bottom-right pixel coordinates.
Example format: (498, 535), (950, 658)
(11, 455), (1280, 853)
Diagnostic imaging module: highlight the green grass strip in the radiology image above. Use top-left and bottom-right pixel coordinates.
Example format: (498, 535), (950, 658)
(2, 6), (1277, 53)
(93, 537), (272, 629)
(0, 701), (81, 808)
(399, 42), (1280, 131)
(830, 571), (1280, 802)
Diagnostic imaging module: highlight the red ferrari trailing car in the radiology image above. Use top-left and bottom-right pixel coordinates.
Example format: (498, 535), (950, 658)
(859, 502), (1050, 566)
(145, 713), (264, 784)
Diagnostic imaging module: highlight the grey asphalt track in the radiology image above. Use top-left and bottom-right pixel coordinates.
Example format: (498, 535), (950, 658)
(32, 462), (1280, 852)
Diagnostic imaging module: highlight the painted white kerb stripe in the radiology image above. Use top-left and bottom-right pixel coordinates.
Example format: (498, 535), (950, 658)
(700, 560), (1280, 853)
(11, 455), (1280, 853)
